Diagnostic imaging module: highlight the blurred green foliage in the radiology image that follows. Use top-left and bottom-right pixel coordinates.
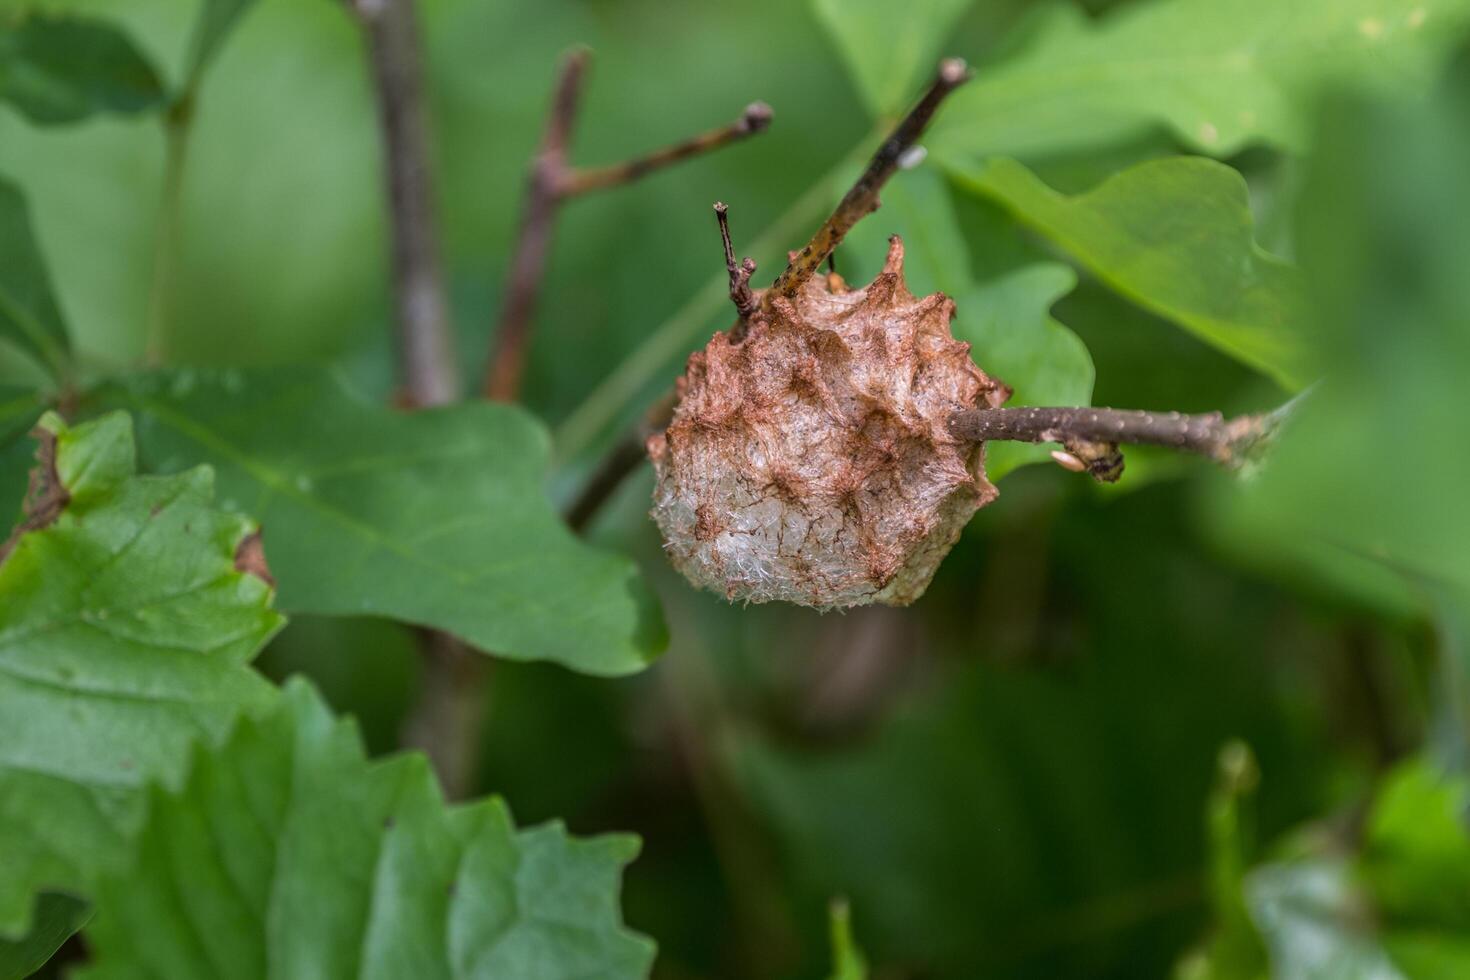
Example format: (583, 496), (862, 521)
(1, 0), (1468, 977)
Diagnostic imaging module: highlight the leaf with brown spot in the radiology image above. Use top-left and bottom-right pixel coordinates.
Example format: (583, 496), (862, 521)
(0, 411), (282, 952)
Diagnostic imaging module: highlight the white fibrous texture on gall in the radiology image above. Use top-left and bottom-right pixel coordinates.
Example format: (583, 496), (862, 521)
(648, 236), (1009, 608)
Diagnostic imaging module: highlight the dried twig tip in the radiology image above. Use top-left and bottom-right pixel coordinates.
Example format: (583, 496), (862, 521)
(937, 57), (971, 88)
(713, 202), (758, 325)
(741, 101), (774, 133)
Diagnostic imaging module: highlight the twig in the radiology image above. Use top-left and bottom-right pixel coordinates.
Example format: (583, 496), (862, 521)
(357, 0), (459, 407)
(949, 405), (1284, 480)
(769, 57), (971, 299)
(482, 48), (589, 403)
(713, 202), (758, 327)
(352, 0), (481, 798)
(561, 103), (772, 197)
(482, 49), (772, 401)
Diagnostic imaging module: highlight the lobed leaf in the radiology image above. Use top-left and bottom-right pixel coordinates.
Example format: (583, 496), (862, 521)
(0, 14), (166, 125)
(89, 366), (666, 675)
(79, 678), (656, 980)
(0, 411), (281, 945)
(928, 0), (1470, 163)
(954, 156), (1311, 390)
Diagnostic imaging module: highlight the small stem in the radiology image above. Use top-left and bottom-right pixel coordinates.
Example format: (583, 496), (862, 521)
(353, 0), (479, 795)
(143, 98), (193, 366)
(713, 202), (758, 325)
(561, 102), (772, 197)
(950, 406), (1282, 469)
(770, 58), (971, 298)
(483, 48), (589, 402)
(358, 0), (459, 406)
(483, 50), (772, 401)
(400, 629), (488, 800)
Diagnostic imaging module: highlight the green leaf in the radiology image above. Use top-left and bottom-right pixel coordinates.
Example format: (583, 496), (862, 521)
(1220, 65), (1470, 603)
(0, 14), (166, 125)
(80, 678), (656, 980)
(0, 892), (89, 980)
(0, 411), (281, 943)
(953, 156), (1310, 390)
(184, 0), (259, 88)
(0, 175), (69, 379)
(811, 0), (974, 117)
(90, 366), (665, 676)
(843, 166), (1093, 480)
(928, 0), (1470, 162)
(1360, 760), (1470, 932)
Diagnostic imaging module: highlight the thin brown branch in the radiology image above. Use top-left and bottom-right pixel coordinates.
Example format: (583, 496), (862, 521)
(713, 202), (758, 329)
(483, 49), (772, 401)
(949, 405), (1284, 479)
(356, 0), (459, 407)
(770, 57), (971, 299)
(560, 102), (772, 197)
(482, 49), (589, 403)
(353, 0), (481, 797)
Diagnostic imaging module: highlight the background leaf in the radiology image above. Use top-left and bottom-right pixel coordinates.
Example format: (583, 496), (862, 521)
(80, 677), (656, 980)
(0, 892), (89, 980)
(0, 175), (69, 379)
(184, 0), (259, 87)
(1218, 59), (1470, 601)
(0, 411), (281, 944)
(927, 0), (1470, 162)
(811, 0), (974, 117)
(955, 156), (1310, 390)
(89, 366), (665, 676)
(0, 14), (166, 125)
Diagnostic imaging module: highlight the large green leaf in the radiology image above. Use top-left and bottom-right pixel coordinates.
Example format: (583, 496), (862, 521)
(0, 175), (69, 379)
(0, 411), (281, 943)
(842, 166), (1093, 480)
(90, 367), (665, 675)
(954, 156), (1310, 389)
(0, 14), (166, 125)
(929, 0), (1470, 163)
(811, 0), (974, 117)
(80, 678), (656, 980)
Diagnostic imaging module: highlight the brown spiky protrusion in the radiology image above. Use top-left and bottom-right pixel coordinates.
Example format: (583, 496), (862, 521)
(648, 236), (1008, 608)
